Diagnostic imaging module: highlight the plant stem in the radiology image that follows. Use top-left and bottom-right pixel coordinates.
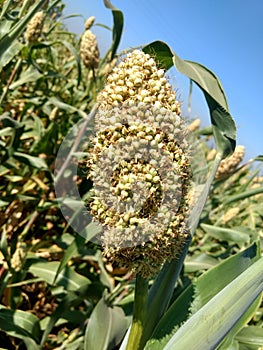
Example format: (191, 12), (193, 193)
(126, 274), (148, 350)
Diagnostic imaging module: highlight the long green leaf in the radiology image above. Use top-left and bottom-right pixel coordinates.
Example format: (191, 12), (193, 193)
(184, 253), (218, 273)
(84, 296), (127, 350)
(29, 260), (91, 291)
(0, 39), (23, 69)
(47, 96), (88, 119)
(218, 295), (262, 349)
(103, 0), (124, 58)
(0, 305), (41, 342)
(145, 241), (260, 350)
(13, 152), (48, 169)
(200, 223), (250, 243)
(8, 66), (43, 90)
(53, 234), (85, 284)
(143, 41), (236, 157)
(235, 326), (263, 348)
(163, 257), (263, 350)
(0, 0), (47, 63)
(223, 186), (263, 204)
(61, 40), (82, 86)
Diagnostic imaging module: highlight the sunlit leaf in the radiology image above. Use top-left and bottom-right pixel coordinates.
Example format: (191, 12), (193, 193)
(223, 186), (263, 204)
(143, 41), (236, 157)
(103, 0), (124, 58)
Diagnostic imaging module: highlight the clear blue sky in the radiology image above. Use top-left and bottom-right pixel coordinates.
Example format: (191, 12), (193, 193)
(63, 0), (263, 161)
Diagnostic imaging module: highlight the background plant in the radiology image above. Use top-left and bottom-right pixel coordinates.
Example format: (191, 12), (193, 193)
(0, 1), (262, 349)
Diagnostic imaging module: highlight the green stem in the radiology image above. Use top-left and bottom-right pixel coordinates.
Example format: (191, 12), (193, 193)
(126, 274), (148, 350)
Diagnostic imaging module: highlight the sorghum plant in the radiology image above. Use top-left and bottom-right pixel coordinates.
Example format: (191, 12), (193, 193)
(0, 1), (262, 349)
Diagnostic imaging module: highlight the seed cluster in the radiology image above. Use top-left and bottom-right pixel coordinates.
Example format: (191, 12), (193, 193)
(80, 17), (99, 70)
(85, 50), (192, 277)
(216, 145), (245, 180)
(98, 50), (181, 114)
(84, 16), (95, 30)
(221, 207), (240, 224)
(10, 242), (27, 272)
(187, 118), (201, 132)
(25, 11), (45, 44)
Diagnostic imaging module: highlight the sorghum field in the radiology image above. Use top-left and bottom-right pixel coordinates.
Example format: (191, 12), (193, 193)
(0, 1), (262, 349)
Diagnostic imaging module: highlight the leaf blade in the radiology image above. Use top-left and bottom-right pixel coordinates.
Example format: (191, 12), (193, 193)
(0, 305), (41, 342)
(143, 41), (236, 157)
(163, 257), (263, 350)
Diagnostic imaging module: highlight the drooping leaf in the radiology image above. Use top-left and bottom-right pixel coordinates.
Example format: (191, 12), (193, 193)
(0, 113), (23, 128)
(61, 40), (82, 86)
(0, 198), (9, 207)
(143, 41), (236, 157)
(184, 253), (218, 273)
(47, 96), (88, 119)
(103, 0), (124, 59)
(253, 155), (263, 162)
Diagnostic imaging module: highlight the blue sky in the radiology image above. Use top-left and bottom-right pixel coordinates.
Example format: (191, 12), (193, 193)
(63, 0), (263, 161)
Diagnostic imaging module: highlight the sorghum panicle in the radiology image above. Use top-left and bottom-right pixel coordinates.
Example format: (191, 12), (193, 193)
(10, 242), (27, 272)
(98, 49), (181, 114)
(207, 149), (217, 162)
(216, 145), (245, 180)
(221, 207), (240, 224)
(188, 118), (201, 132)
(80, 18), (99, 70)
(84, 16), (95, 30)
(86, 50), (192, 277)
(25, 11), (45, 44)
